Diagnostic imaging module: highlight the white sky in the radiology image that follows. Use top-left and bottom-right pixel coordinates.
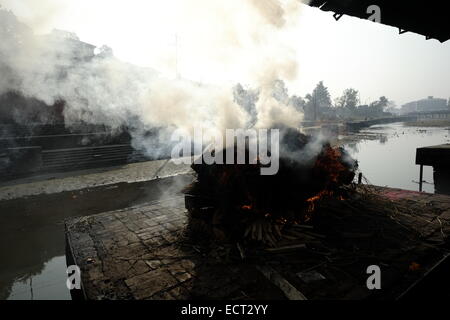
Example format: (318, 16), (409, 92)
(2, 0), (450, 106)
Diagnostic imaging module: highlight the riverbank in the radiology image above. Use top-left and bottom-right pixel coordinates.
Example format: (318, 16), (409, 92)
(403, 119), (450, 128)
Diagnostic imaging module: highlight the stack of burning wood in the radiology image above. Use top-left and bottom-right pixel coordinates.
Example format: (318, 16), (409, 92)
(184, 128), (358, 247)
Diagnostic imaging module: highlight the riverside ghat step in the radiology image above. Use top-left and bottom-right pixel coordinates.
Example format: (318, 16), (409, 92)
(65, 187), (450, 300)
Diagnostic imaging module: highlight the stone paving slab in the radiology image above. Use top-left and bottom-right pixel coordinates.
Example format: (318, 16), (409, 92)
(65, 197), (280, 300)
(65, 188), (450, 300)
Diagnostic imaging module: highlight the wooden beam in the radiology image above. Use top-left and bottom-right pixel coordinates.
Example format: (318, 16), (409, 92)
(419, 165), (423, 192)
(256, 265), (307, 300)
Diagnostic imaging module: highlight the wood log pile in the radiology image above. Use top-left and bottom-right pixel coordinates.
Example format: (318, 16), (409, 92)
(184, 128), (358, 247)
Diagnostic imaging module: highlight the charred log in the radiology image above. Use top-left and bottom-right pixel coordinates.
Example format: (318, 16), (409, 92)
(184, 128), (358, 246)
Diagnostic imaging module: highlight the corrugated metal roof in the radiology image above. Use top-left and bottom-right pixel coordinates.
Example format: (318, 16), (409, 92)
(307, 0), (450, 42)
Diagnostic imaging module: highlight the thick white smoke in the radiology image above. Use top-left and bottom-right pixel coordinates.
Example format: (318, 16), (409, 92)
(0, 0), (309, 156)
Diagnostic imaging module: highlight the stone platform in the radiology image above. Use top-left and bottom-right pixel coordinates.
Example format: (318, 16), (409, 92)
(65, 197), (283, 300)
(65, 188), (450, 300)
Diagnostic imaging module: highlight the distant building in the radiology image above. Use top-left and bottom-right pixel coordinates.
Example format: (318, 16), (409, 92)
(1, 30), (97, 126)
(39, 29), (96, 63)
(401, 96), (448, 114)
(415, 110), (450, 120)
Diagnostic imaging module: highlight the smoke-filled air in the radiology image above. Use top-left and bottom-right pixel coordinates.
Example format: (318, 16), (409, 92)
(0, 0), (310, 155)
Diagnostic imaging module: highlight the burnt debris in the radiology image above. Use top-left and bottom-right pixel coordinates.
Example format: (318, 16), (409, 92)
(184, 128), (358, 247)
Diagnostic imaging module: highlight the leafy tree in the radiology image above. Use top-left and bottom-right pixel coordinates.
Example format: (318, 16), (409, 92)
(351, 96), (390, 119)
(233, 83), (259, 127)
(303, 93), (314, 120)
(336, 88), (359, 110)
(304, 81), (332, 120)
(96, 45), (114, 58)
(369, 96), (389, 114)
(312, 81), (332, 109)
(272, 79), (290, 105)
(288, 95), (305, 113)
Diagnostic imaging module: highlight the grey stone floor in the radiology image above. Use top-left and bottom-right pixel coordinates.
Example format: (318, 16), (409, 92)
(66, 197), (273, 300)
(65, 187), (450, 300)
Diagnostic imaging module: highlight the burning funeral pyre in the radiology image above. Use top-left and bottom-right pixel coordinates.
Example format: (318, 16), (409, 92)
(184, 128), (358, 248)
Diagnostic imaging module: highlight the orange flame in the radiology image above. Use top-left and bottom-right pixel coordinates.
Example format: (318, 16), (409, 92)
(314, 147), (347, 184)
(306, 190), (333, 212)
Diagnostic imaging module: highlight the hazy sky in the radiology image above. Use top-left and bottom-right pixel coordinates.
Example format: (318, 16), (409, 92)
(1, 0), (449, 106)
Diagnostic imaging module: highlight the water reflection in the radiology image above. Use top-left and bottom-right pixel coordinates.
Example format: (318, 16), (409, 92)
(0, 174), (193, 300)
(379, 135), (388, 144)
(345, 123), (450, 194)
(7, 256), (70, 300)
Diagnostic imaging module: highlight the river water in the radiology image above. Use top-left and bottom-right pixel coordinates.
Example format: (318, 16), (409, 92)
(344, 122), (450, 193)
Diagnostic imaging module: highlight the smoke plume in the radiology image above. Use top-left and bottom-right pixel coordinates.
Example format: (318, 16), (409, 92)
(0, 0), (309, 157)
